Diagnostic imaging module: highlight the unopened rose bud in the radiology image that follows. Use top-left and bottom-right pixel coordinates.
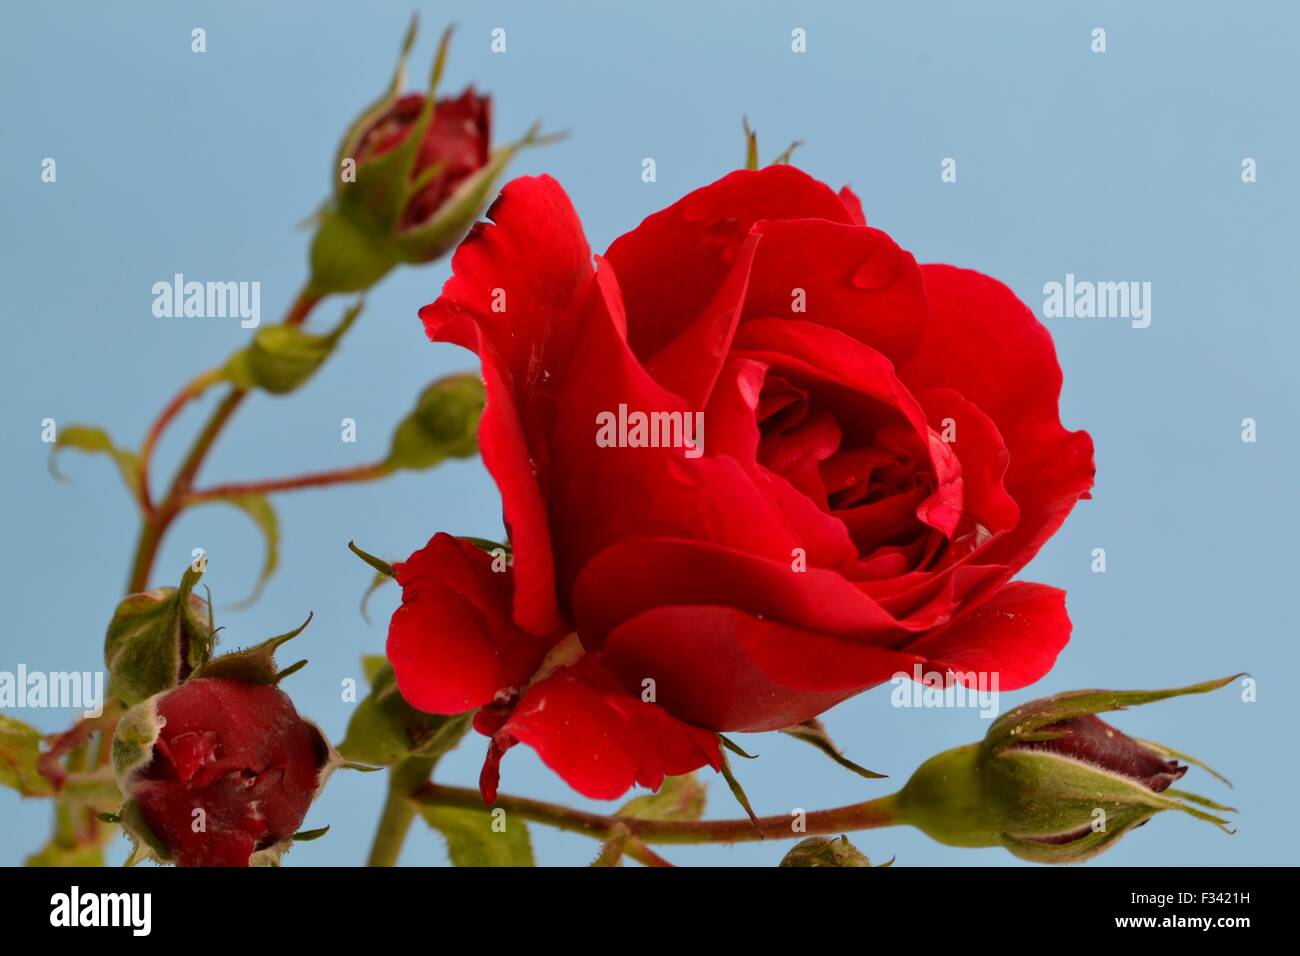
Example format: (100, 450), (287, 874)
(309, 19), (557, 294)
(384, 373), (485, 471)
(113, 678), (332, 867)
(104, 566), (213, 707)
(352, 87), (490, 236)
(780, 835), (879, 868)
(110, 615), (335, 866)
(894, 676), (1239, 863)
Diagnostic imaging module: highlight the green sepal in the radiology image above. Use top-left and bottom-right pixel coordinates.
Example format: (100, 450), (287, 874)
(223, 299), (363, 395)
(348, 540), (395, 578)
(719, 734), (757, 759)
(390, 123), (562, 267)
(330, 15), (420, 179)
(384, 373), (485, 472)
(984, 674), (1244, 757)
(719, 749), (760, 832)
(780, 717), (887, 780)
(462, 537), (511, 555)
(192, 613), (313, 685)
(111, 696), (164, 789)
(119, 798), (171, 866)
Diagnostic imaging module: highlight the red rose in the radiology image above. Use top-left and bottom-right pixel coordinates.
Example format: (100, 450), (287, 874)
(124, 678), (330, 866)
(392, 166), (1094, 801)
(353, 87), (491, 234)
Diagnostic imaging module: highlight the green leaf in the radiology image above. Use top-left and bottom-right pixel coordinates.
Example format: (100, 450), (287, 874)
(49, 425), (141, 501)
(419, 804), (535, 867)
(25, 838), (106, 867)
(617, 773), (706, 822)
(0, 715), (54, 797)
(779, 835), (877, 868)
(384, 373), (485, 471)
(338, 661), (470, 766)
(781, 718), (887, 780)
(223, 300), (363, 395)
(194, 495), (278, 610)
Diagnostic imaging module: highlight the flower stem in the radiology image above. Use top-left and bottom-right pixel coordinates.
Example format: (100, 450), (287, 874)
(412, 783), (903, 846)
(182, 461), (392, 506)
(137, 366), (227, 512)
(367, 757), (438, 867)
(124, 287), (322, 594)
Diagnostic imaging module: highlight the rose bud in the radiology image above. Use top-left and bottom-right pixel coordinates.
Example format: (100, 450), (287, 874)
(780, 835), (880, 868)
(383, 372), (486, 472)
(893, 676), (1239, 863)
(104, 566), (214, 707)
(309, 18), (558, 295)
(111, 618), (336, 867)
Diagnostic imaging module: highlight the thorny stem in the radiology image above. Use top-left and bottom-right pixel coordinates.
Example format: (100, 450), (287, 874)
(412, 783), (903, 853)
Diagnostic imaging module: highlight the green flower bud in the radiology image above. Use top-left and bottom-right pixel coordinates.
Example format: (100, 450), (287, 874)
(895, 676), (1240, 864)
(780, 835), (882, 868)
(103, 566), (213, 707)
(384, 372), (485, 471)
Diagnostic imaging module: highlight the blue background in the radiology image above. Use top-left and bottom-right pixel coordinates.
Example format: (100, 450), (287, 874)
(2, 0), (1295, 867)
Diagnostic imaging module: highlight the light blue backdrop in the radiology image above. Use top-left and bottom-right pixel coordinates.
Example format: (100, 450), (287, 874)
(2, 0), (1295, 867)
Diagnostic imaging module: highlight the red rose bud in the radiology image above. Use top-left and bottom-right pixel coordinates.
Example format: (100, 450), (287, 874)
(353, 88), (490, 232)
(113, 679), (332, 867)
(110, 615), (335, 866)
(309, 18), (559, 295)
(893, 676), (1240, 863)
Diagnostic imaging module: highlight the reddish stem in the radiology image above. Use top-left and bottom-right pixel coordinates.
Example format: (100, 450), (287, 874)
(183, 461), (390, 505)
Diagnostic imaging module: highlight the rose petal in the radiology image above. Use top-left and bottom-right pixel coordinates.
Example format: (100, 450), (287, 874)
(606, 165), (859, 363)
(420, 175), (595, 635)
(902, 581), (1073, 690)
(388, 533), (555, 714)
(478, 655), (721, 802)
